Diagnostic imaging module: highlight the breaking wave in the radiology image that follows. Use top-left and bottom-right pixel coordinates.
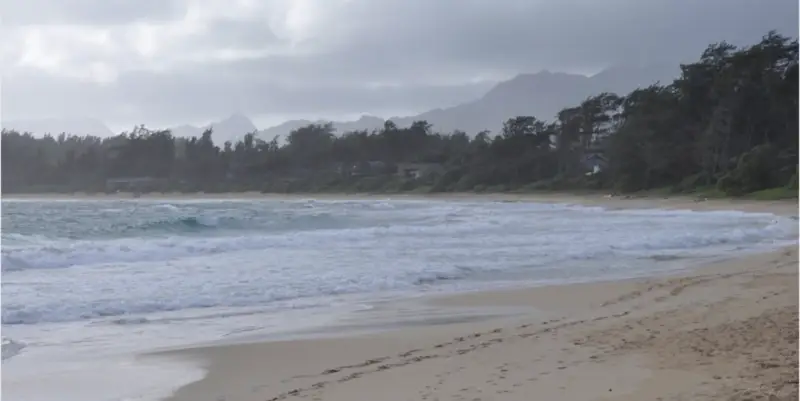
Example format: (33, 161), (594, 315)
(2, 199), (796, 325)
(1, 337), (25, 361)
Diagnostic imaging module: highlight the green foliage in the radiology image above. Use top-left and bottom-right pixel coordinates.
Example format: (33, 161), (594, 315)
(671, 173), (713, 194)
(746, 187), (798, 200)
(453, 173), (482, 192)
(2, 31), (797, 200)
(410, 185), (433, 193)
(786, 167), (798, 190)
(430, 170), (464, 193)
(353, 176), (392, 192)
(717, 144), (784, 195)
(691, 186), (728, 199)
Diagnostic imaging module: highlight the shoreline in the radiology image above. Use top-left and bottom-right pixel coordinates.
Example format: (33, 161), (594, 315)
(155, 195), (797, 401)
(162, 247), (798, 401)
(5, 190), (798, 216)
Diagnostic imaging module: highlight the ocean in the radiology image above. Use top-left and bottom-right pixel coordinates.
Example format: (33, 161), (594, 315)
(2, 198), (797, 401)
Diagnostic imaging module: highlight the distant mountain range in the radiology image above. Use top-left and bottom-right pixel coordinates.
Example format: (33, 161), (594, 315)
(1, 117), (115, 138)
(2, 63), (679, 143)
(258, 63), (678, 141)
(1, 114), (260, 144)
(167, 114), (258, 142)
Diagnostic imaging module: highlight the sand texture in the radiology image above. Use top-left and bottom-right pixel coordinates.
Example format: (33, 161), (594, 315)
(162, 242), (798, 401)
(8, 193), (798, 400)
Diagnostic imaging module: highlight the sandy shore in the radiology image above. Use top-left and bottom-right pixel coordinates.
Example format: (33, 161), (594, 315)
(6, 190), (799, 216)
(145, 196), (799, 401)
(163, 248), (798, 401)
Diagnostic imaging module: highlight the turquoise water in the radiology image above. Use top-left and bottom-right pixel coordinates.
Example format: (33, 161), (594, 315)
(2, 198), (797, 401)
(3, 198), (797, 327)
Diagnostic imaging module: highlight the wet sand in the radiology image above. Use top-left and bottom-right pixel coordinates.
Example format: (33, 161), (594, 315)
(162, 247), (797, 401)
(151, 195), (798, 401)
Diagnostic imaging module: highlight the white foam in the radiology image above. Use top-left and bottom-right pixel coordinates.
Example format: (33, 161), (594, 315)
(2, 352), (205, 401)
(2, 337), (26, 360)
(3, 202), (796, 325)
(2, 200), (797, 401)
(1, 299), (373, 401)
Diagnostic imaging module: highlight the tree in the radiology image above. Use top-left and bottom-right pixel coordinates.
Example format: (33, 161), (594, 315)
(2, 31), (795, 197)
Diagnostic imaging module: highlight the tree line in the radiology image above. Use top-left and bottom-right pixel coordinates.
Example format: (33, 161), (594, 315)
(2, 32), (797, 198)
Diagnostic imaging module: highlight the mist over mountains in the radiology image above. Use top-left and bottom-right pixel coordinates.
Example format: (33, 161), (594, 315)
(167, 114), (258, 141)
(2, 117), (115, 138)
(2, 63), (678, 143)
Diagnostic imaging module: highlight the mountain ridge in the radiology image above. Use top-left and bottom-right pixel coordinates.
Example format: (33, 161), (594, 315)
(168, 113), (258, 143)
(1, 117), (115, 138)
(258, 63), (679, 140)
(2, 63), (679, 141)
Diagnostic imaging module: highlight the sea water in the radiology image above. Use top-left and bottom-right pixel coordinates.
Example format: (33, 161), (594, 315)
(2, 198), (797, 401)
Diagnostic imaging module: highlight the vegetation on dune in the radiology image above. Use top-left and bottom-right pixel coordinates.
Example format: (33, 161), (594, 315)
(2, 32), (797, 198)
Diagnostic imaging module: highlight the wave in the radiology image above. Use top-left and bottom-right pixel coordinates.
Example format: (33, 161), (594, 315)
(108, 317), (152, 325)
(0, 266), (477, 325)
(97, 300), (340, 327)
(1, 337), (26, 361)
(1, 255), (35, 272)
(122, 216), (223, 232)
(3, 221), (795, 326)
(2, 211), (796, 274)
(2, 201), (797, 326)
(0, 210), (491, 273)
(1, 208), (364, 272)
(115, 208), (352, 236)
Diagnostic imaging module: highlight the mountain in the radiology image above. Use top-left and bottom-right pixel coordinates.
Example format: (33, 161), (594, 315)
(258, 63), (680, 140)
(168, 114), (258, 143)
(258, 115), (386, 142)
(2, 63), (680, 143)
(1, 117), (114, 137)
(0, 114), (258, 143)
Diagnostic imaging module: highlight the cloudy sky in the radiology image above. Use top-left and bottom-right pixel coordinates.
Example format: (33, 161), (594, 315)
(2, 0), (797, 131)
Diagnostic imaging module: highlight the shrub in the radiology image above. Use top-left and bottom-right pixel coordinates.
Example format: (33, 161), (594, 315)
(454, 173), (480, 192)
(672, 172), (712, 193)
(786, 166), (798, 190)
(521, 180), (555, 191)
(717, 143), (782, 195)
(486, 184), (508, 192)
(430, 169), (463, 193)
(354, 175), (392, 192)
(747, 187), (798, 200)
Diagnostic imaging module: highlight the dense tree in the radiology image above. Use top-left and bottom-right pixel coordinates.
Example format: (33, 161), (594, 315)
(2, 32), (797, 198)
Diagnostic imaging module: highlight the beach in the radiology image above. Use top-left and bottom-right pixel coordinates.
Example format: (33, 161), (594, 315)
(6, 190), (798, 216)
(154, 195), (798, 401)
(2, 193), (796, 401)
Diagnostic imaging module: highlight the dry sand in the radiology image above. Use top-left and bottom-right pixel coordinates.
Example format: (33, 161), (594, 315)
(110, 195), (797, 400)
(163, 249), (798, 401)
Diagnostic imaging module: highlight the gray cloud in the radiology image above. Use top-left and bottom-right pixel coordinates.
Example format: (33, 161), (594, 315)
(2, 0), (797, 129)
(303, 0), (798, 78)
(199, 19), (280, 49)
(1, 67), (494, 127)
(2, 0), (185, 25)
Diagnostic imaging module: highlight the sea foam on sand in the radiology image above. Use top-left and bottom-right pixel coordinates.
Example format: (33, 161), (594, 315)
(2, 194), (796, 401)
(3, 351), (205, 401)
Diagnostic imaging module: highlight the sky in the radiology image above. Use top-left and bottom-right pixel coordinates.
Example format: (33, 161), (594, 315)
(1, 0), (798, 131)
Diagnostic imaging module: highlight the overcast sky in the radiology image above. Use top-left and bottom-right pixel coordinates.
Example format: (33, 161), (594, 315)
(1, 0), (797, 130)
